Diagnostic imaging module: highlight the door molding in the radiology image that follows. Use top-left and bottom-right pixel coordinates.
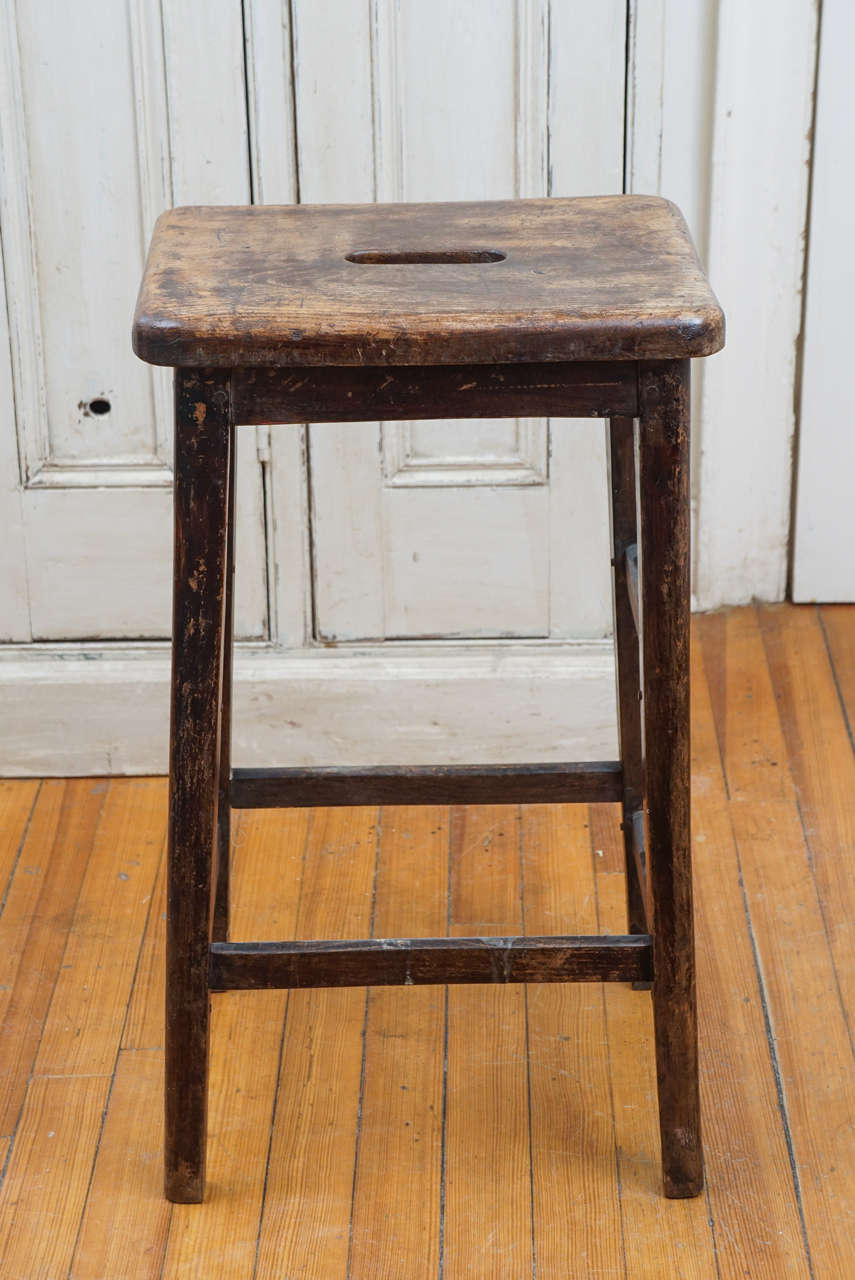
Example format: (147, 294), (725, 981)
(0, 639), (616, 776)
(626, 0), (820, 608)
(0, 0), (47, 483)
(0, 0), (172, 486)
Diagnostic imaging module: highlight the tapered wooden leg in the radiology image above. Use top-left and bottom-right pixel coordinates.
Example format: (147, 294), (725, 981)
(607, 416), (648, 941)
(165, 369), (231, 1204)
(213, 424), (236, 944)
(638, 360), (702, 1198)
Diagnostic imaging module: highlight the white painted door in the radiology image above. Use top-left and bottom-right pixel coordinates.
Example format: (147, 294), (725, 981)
(0, 0), (268, 642)
(293, 0), (627, 642)
(10, 0), (800, 773)
(792, 0), (854, 602)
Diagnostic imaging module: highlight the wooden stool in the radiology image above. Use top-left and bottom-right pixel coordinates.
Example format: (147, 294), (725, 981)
(133, 196), (724, 1204)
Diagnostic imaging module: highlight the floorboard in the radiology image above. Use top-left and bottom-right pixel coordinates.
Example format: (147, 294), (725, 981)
(692, 623), (812, 1277)
(0, 606), (852, 1276)
(0, 779), (107, 1135)
(0, 780), (40, 910)
(525, 803), (625, 1279)
(70, 1049), (170, 1280)
(0, 1074), (112, 1279)
(444, 804), (532, 1277)
(348, 805), (447, 1279)
(254, 806), (378, 1280)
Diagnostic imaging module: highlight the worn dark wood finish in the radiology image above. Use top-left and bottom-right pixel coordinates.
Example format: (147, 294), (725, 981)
(208, 934), (653, 991)
(608, 417), (648, 941)
(165, 369), (231, 1205)
(212, 425), (236, 945)
(133, 197), (724, 368)
(134, 198), (719, 1207)
(230, 761), (623, 809)
(625, 543), (639, 634)
(638, 360), (702, 1198)
(232, 361), (638, 425)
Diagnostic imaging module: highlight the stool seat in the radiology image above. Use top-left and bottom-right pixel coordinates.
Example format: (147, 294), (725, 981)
(133, 195), (724, 369)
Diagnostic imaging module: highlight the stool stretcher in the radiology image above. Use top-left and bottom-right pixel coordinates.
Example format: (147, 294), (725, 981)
(209, 934), (654, 991)
(230, 762), (624, 808)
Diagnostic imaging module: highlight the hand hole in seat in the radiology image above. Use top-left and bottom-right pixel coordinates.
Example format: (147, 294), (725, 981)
(345, 249), (506, 265)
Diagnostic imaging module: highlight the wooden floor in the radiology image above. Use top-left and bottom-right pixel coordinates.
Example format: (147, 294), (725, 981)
(1, 603), (855, 1278)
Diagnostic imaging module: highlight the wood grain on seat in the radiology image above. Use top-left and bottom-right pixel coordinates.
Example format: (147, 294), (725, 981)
(133, 196), (724, 368)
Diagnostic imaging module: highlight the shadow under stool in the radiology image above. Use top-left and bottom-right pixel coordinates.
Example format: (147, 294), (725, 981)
(132, 195), (725, 1204)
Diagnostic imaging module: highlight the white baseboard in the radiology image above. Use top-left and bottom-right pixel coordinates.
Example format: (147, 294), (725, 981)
(0, 640), (618, 776)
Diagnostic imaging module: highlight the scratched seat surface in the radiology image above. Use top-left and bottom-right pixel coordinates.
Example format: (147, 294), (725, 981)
(133, 196), (724, 368)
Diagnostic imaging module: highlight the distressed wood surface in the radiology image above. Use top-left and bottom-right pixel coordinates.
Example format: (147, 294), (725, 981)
(209, 933), (652, 990)
(213, 425), (237, 945)
(231, 761), (623, 809)
(232, 360), (638, 423)
(638, 360), (701, 1197)
(133, 197), (724, 367)
(162, 348), (701, 1206)
(167, 358), (695, 1205)
(164, 369), (231, 1203)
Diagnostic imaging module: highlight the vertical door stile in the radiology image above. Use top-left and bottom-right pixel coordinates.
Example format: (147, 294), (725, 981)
(792, 0), (854, 602)
(162, 0), (270, 641)
(303, 0), (629, 644)
(242, 0), (313, 648)
(0, 0), (271, 641)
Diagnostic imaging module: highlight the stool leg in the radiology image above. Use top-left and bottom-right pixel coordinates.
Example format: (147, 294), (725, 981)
(165, 369), (231, 1203)
(638, 360), (702, 1198)
(607, 416), (648, 942)
(213, 425), (236, 943)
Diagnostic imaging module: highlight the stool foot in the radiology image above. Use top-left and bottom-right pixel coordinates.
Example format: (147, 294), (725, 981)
(165, 1166), (206, 1205)
(653, 984), (703, 1197)
(662, 1153), (704, 1199)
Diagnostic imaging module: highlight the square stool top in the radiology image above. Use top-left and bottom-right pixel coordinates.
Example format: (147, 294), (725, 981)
(133, 196), (724, 368)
